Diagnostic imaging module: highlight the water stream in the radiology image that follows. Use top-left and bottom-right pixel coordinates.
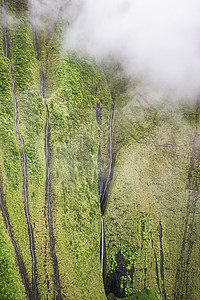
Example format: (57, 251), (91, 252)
(1, 1), (38, 298)
(99, 97), (114, 277)
(100, 98), (114, 207)
(31, 19), (62, 298)
(159, 221), (166, 300)
(9, 60), (38, 300)
(44, 97), (62, 300)
(101, 216), (104, 274)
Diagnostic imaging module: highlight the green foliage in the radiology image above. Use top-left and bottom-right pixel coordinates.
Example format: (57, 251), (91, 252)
(108, 287), (161, 300)
(7, 0), (28, 15)
(104, 74), (196, 298)
(50, 53), (111, 143)
(0, 57), (21, 190)
(109, 243), (137, 276)
(0, 58), (11, 97)
(47, 53), (112, 299)
(0, 221), (27, 299)
(120, 275), (133, 296)
(0, 9), (51, 297)
(18, 89), (45, 176)
(10, 21), (36, 92)
(2, 1), (197, 299)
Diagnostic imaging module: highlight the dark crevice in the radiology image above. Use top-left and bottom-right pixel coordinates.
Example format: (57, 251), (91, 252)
(95, 88), (114, 297)
(100, 96), (114, 214)
(31, 17), (62, 299)
(159, 221), (166, 300)
(45, 103), (62, 300)
(104, 251), (135, 298)
(151, 236), (161, 295)
(1, 1), (38, 298)
(31, 9), (50, 297)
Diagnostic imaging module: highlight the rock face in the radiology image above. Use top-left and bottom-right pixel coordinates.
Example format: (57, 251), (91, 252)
(0, 2), (200, 300)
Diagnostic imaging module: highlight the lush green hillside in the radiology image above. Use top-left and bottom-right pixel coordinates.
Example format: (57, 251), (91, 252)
(103, 66), (200, 300)
(0, 1), (110, 299)
(0, 1), (200, 300)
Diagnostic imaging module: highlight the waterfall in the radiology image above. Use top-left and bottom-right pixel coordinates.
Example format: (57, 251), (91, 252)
(101, 216), (104, 274)
(99, 96), (114, 277)
(1, 1), (38, 298)
(100, 98), (114, 206)
(31, 19), (62, 298)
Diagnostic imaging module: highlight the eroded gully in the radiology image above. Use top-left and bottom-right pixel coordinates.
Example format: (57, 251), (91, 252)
(32, 19), (62, 299)
(1, 0), (38, 298)
(97, 96), (114, 277)
(159, 221), (166, 300)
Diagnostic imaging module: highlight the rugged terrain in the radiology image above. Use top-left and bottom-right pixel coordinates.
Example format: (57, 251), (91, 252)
(0, 1), (200, 300)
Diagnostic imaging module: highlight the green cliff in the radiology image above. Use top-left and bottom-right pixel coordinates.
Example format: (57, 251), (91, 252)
(0, 1), (199, 300)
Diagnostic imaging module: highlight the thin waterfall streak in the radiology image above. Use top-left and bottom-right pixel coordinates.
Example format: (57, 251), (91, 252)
(159, 222), (166, 300)
(99, 97), (114, 278)
(45, 103), (62, 299)
(1, 2), (34, 299)
(31, 17), (52, 295)
(9, 61), (38, 300)
(100, 98), (114, 205)
(101, 216), (104, 274)
(1, 2), (38, 297)
(40, 62), (45, 98)
(37, 38), (62, 299)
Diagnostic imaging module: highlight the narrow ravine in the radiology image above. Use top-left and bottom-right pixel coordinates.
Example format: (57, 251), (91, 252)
(45, 97), (62, 300)
(9, 55), (38, 300)
(159, 221), (166, 300)
(1, 1), (38, 298)
(31, 15), (62, 299)
(0, 184), (31, 299)
(98, 96), (114, 277)
(101, 216), (104, 274)
(32, 19), (50, 296)
(100, 97), (114, 208)
(151, 236), (161, 295)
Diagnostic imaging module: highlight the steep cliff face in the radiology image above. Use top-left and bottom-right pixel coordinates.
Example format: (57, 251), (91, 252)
(0, 1), (110, 299)
(103, 66), (200, 300)
(0, 2), (200, 300)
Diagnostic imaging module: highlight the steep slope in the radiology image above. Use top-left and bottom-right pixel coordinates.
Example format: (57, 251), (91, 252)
(0, 1), (111, 299)
(103, 65), (200, 300)
(1, 1), (200, 300)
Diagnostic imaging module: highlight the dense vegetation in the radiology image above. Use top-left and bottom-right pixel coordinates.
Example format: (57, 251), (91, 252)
(0, 1), (200, 300)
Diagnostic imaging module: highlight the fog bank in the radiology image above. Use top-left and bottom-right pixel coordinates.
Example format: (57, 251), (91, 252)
(32, 0), (200, 98)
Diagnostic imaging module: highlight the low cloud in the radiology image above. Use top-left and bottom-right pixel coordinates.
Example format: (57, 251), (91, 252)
(32, 0), (200, 98)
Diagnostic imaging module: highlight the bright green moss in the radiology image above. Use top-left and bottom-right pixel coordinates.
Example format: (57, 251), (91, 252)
(108, 287), (162, 300)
